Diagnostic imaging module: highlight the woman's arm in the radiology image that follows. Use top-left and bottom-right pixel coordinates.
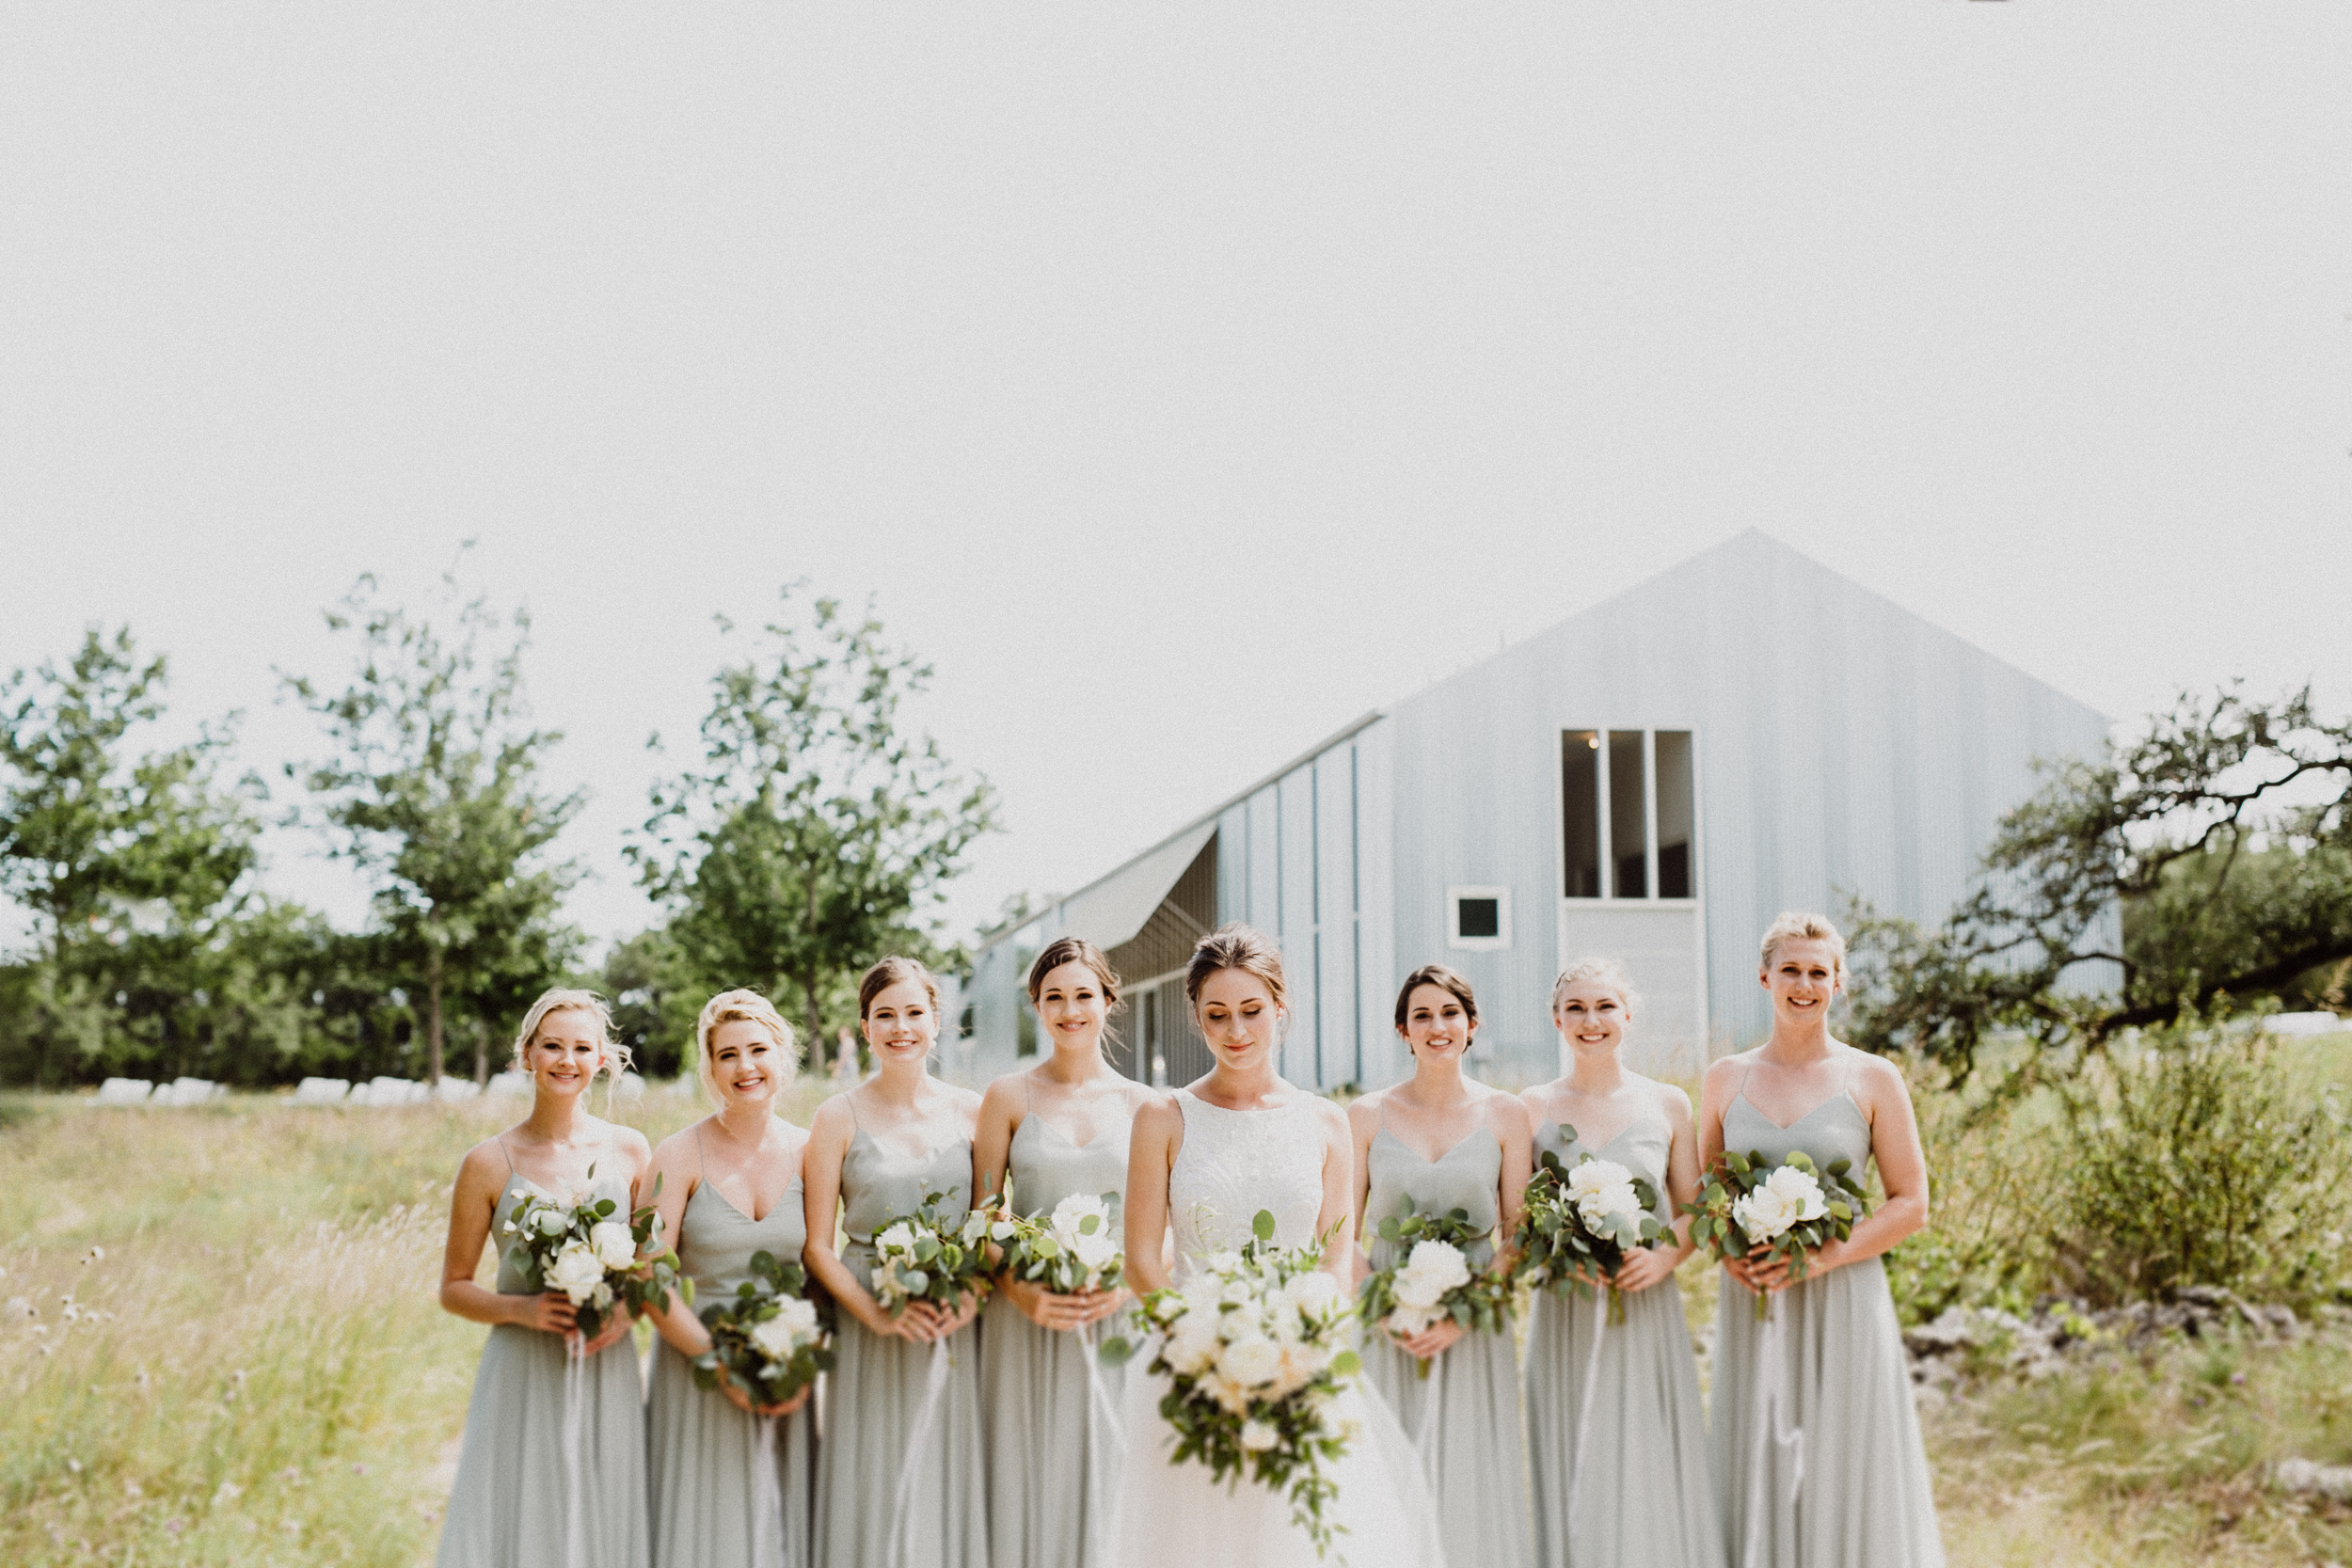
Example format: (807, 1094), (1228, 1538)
(1343, 1095), (1380, 1287)
(1312, 1100), (1356, 1286)
(1123, 1095), (1182, 1295)
(799, 1096), (914, 1339)
(438, 1142), (574, 1335)
(1490, 1089), (1535, 1259)
(1750, 1053), (1929, 1289)
(971, 1076), (1020, 1210)
(643, 1131), (708, 1359)
(1614, 1084), (1700, 1292)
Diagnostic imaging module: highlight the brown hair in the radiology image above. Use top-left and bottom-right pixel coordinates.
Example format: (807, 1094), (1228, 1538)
(1026, 936), (1123, 1011)
(1758, 911), (1848, 981)
(1392, 963), (1478, 1029)
(1184, 924), (1287, 1008)
(694, 989), (799, 1106)
(859, 956), (942, 1019)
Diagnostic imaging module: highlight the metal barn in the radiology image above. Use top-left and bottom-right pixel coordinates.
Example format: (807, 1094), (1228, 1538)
(958, 531), (2111, 1090)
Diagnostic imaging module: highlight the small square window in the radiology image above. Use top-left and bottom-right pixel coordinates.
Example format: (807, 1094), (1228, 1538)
(1446, 886), (1511, 951)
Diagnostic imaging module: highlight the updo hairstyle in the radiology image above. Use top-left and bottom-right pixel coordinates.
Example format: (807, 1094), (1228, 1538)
(1550, 958), (1643, 1018)
(1184, 924), (1287, 1010)
(1392, 963), (1478, 1029)
(1758, 911), (1848, 981)
(1026, 936), (1123, 1012)
(859, 955), (942, 1020)
(694, 989), (799, 1106)
(510, 988), (631, 1076)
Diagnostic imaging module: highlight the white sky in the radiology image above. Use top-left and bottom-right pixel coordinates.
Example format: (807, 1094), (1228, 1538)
(4, 4), (2348, 960)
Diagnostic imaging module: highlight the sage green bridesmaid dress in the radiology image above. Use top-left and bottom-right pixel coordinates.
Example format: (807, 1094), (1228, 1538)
(647, 1134), (815, 1568)
(1523, 1116), (1724, 1568)
(437, 1152), (649, 1568)
(1711, 1087), (1942, 1567)
(1359, 1123), (1534, 1568)
(980, 1104), (1133, 1568)
(811, 1127), (989, 1568)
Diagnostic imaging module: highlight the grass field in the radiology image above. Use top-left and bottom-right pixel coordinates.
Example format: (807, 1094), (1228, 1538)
(4, 1077), (2349, 1567)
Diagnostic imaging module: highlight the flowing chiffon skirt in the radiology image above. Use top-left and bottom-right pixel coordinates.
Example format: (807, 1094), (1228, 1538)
(980, 1294), (1130, 1568)
(1111, 1349), (1451, 1568)
(646, 1338), (815, 1568)
(1361, 1328), (1531, 1568)
(810, 1313), (988, 1568)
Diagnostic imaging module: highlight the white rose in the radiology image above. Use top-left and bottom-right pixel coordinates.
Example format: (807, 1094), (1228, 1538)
(1217, 1334), (1283, 1387)
(590, 1221), (637, 1272)
(1762, 1164), (1828, 1222)
(1732, 1185), (1798, 1242)
(748, 1308), (811, 1362)
(1391, 1267), (1446, 1312)
(533, 1207), (571, 1239)
(1403, 1240), (1470, 1295)
(875, 1223), (918, 1258)
(1240, 1419), (1279, 1452)
(1220, 1278), (1255, 1307)
(548, 1241), (606, 1306)
(1565, 1158), (1634, 1207)
(1179, 1274), (1225, 1317)
(774, 1297), (819, 1338)
(1050, 1193), (1114, 1243)
(1208, 1373), (1251, 1415)
(1168, 1319), (1220, 1376)
(1282, 1271), (1343, 1318)
(1385, 1303), (1437, 1338)
(1070, 1229), (1120, 1274)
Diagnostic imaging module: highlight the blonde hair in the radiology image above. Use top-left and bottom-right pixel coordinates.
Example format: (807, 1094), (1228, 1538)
(1550, 958), (1643, 1017)
(694, 989), (800, 1107)
(1759, 911), (1848, 980)
(1185, 924), (1287, 1009)
(510, 989), (630, 1076)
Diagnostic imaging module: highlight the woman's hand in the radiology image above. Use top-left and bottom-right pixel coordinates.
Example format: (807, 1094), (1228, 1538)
(755, 1385), (814, 1418)
(516, 1291), (581, 1337)
(1390, 1319), (1467, 1361)
(579, 1307), (635, 1358)
(1736, 1243), (1816, 1295)
(935, 1288), (984, 1338)
(1002, 1276), (1122, 1332)
(1613, 1245), (1679, 1294)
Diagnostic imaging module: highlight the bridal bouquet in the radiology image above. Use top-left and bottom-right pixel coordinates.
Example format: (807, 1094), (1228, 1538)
(1139, 1211), (1362, 1559)
(995, 1187), (1125, 1297)
(1511, 1140), (1675, 1324)
(1685, 1148), (1868, 1321)
(504, 1167), (690, 1340)
(867, 1190), (996, 1317)
(692, 1248), (834, 1407)
(1357, 1196), (1512, 1373)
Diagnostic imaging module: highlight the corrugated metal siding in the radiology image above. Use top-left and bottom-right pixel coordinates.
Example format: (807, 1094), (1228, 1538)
(1355, 721), (1402, 1089)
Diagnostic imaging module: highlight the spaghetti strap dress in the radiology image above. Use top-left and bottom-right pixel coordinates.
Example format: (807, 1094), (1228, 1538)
(1359, 1125), (1533, 1568)
(810, 1130), (989, 1568)
(647, 1154), (816, 1568)
(1523, 1116), (1724, 1568)
(436, 1158), (650, 1568)
(1711, 1090), (1943, 1567)
(981, 1106), (1133, 1568)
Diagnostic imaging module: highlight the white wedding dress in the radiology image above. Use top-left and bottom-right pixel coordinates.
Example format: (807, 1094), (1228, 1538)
(1112, 1091), (1452, 1568)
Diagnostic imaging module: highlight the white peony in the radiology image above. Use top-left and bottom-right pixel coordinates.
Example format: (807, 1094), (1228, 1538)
(590, 1221), (637, 1272)
(1218, 1333), (1283, 1388)
(1733, 1186), (1796, 1242)
(747, 1298), (818, 1363)
(1403, 1240), (1470, 1294)
(1240, 1418), (1279, 1451)
(1282, 1270), (1343, 1318)
(547, 1241), (606, 1306)
(1167, 1318), (1220, 1377)
(1391, 1267), (1447, 1312)
(1762, 1164), (1828, 1220)
(874, 1222), (918, 1258)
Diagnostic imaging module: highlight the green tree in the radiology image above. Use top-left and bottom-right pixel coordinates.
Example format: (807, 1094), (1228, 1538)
(1850, 684), (2352, 1076)
(284, 565), (584, 1084)
(630, 585), (998, 1047)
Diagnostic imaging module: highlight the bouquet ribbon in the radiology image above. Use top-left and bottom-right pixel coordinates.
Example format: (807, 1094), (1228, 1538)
(1740, 1305), (1805, 1568)
(1078, 1319), (1129, 1566)
(753, 1414), (787, 1568)
(884, 1337), (955, 1568)
(563, 1338), (588, 1568)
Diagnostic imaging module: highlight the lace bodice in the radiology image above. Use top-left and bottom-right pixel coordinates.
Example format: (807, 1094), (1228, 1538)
(1168, 1090), (1326, 1275)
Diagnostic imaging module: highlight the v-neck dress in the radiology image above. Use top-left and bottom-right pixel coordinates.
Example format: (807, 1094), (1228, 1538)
(1711, 1091), (1942, 1567)
(647, 1168), (815, 1568)
(436, 1164), (650, 1568)
(1360, 1124), (1533, 1568)
(811, 1128), (989, 1568)
(1523, 1116), (1724, 1568)
(980, 1106), (1135, 1568)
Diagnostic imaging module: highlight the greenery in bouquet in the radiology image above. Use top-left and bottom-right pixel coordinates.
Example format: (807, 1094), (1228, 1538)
(1511, 1138), (1676, 1324)
(1139, 1211), (1363, 1560)
(867, 1189), (997, 1316)
(995, 1185), (1126, 1297)
(1685, 1147), (1870, 1321)
(691, 1249), (834, 1408)
(503, 1165), (691, 1340)
(1357, 1196), (1513, 1373)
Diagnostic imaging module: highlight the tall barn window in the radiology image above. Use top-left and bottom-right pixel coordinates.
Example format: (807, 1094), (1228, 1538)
(1561, 729), (1698, 901)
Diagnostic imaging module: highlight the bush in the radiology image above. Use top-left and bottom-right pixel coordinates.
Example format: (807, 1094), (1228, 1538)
(2047, 1022), (2350, 1308)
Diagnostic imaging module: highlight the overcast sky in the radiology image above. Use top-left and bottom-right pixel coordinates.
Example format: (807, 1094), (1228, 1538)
(4, 4), (2348, 958)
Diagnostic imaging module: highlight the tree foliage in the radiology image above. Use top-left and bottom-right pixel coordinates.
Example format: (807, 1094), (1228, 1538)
(1851, 685), (2352, 1076)
(283, 564), (584, 1083)
(630, 585), (997, 1047)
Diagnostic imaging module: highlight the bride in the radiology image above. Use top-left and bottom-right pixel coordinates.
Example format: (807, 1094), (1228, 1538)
(1117, 924), (1451, 1568)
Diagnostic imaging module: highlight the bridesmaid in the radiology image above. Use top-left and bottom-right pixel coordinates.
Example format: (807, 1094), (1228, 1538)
(644, 990), (816, 1568)
(974, 936), (1155, 1568)
(1702, 913), (1940, 1567)
(1519, 958), (1722, 1568)
(1345, 963), (1535, 1568)
(804, 957), (989, 1568)
(436, 990), (651, 1568)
